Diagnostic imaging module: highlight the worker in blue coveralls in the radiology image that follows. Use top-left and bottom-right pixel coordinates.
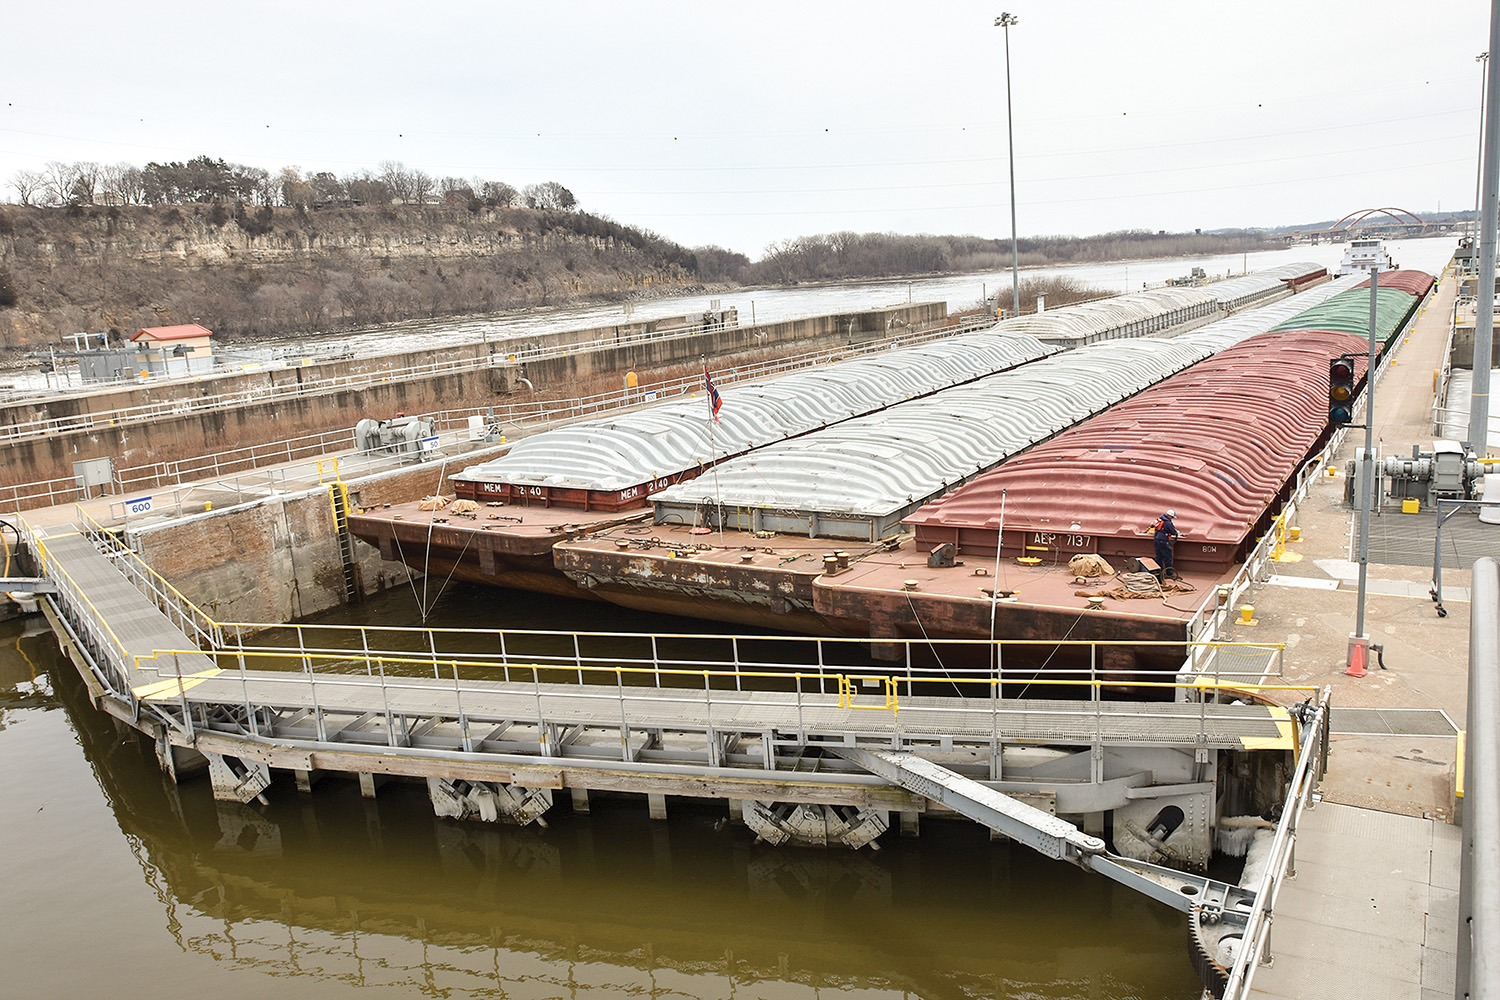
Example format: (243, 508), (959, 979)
(1153, 509), (1180, 579)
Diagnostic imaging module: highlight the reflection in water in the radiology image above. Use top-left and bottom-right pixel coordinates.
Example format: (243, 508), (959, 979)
(2, 617), (1202, 999)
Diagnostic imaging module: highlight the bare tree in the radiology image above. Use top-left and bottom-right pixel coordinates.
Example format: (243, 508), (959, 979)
(118, 165), (147, 205)
(522, 181), (576, 211)
(99, 162), (129, 204)
(480, 180), (518, 207)
(11, 169), (46, 206)
(410, 170), (434, 205)
(70, 162), (101, 205)
(279, 166), (311, 208)
(344, 170), (390, 205)
(439, 176), (473, 204)
(379, 160), (414, 204)
(241, 167), (274, 206)
(43, 161), (79, 206)
(309, 171), (345, 204)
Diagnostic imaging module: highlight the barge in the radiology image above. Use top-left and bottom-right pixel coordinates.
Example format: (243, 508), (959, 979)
(349, 274), (1255, 596)
(353, 264), (1347, 650)
(551, 273), (1382, 648)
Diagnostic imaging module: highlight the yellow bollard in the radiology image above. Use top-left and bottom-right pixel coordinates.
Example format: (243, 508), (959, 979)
(1239, 605), (1258, 625)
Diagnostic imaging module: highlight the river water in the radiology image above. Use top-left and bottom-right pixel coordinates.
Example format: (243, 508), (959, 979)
(1, 585), (1205, 999)
(243, 235), (1456, 364)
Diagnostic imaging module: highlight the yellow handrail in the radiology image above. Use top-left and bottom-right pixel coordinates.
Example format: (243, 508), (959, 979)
(73, 503), (216, 636)
(26, 525), (132, 661)
(132, 645), (1318, 718)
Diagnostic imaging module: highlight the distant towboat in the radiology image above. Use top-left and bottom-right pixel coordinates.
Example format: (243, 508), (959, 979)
(1335, 237), (1395, 277)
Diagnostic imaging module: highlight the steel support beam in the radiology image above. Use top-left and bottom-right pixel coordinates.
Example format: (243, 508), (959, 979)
(833, 746), (1105, 863)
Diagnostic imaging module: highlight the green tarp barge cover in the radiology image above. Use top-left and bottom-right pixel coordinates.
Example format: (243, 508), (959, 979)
(1270, 285), (1418, 346)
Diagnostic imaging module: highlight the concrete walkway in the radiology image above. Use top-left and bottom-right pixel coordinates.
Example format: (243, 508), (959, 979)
(1250, 803), (1459, 1000)
(1242, 271), (1472, 996)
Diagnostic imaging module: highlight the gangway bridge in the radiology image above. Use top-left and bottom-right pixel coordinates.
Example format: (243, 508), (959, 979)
(22, 507), (1331, 998)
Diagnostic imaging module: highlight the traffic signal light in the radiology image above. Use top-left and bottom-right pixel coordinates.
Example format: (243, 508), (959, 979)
(1328, 356), (1356, 424)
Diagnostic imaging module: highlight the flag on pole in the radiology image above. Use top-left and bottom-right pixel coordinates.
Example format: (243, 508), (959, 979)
(704, 364), (723, 421)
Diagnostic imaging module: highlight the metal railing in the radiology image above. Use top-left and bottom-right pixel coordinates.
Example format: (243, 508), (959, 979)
(19, 518), (138, 701)
(131, 640), (1314, 760)
(74, 505), (221, 649)
(1432, 300), (1459, 435)
(44, 510), (1293, 721)
(1181, 435), (1342, 664)
(214, 622), (1289, 688)
(50, 507), (1292, 704)
(1220, 685), (1332, 1000)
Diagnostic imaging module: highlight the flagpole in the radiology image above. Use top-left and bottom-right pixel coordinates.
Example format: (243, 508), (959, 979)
(703, 355), (726, 541)
(989, 490), (1007, 676)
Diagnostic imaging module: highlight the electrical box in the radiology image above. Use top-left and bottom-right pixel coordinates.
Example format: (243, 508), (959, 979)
(1344, 447), (1382, 509)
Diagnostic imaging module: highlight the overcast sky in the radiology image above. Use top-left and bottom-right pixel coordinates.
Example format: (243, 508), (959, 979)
(2, 1), (1491, 257)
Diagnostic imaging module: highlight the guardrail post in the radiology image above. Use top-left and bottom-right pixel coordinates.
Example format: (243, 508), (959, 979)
(174, 651), (192, 740)
(617, 667), (630, 761)
(1460, 557), (1500, 1000)
(303, 648), (326, 743)
(453, 666), (471, 753)
(238, 649), (255, 736)
(377, 658), (394, 747)
(704, 671), (720, 766)
(534, 668), (549, 756)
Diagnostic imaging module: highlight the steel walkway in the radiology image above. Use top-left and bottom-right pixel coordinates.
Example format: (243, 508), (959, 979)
(27, 516), (1302, 766)
(26, 512), (1335, 999)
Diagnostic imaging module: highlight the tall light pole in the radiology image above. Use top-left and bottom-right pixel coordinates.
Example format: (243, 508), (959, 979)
(995, 12), (1021, 319)
(1478, 51), (1491, 244)
(1472, 1), (1500, 459)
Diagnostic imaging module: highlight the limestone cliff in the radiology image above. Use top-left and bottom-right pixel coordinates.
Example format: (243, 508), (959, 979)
(0, 203), (702, 348)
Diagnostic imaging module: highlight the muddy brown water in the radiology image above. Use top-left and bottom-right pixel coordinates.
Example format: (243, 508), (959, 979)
(1, 585), (1204, 998)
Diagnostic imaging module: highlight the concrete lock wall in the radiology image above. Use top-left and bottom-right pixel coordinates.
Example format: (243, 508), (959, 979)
(2, 342), (487, 428)
(514, 303), (947, 385)
(1452, 326), (1500, 368)
(132, 491), (344, 624)
(4, 368), (503, 487)
(129, 452), (490, 623)
(3, 302), (947, 489)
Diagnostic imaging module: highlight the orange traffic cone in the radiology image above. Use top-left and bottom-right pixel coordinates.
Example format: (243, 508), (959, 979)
(1345, 637), (1369, 678)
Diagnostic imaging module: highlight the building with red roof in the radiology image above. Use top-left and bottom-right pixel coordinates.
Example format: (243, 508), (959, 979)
(130, 324), (214, 377)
